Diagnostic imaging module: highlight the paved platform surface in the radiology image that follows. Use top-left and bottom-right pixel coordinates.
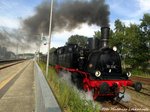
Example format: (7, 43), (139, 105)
(0, 61), (35, 112)
(0, 61), (28, 84)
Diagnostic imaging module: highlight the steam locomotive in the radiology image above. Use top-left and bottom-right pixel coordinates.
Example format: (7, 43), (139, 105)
(48, 27), (142, 101)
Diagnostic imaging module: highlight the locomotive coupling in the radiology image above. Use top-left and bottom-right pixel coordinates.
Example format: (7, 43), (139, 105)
(99, 82), (109, 94)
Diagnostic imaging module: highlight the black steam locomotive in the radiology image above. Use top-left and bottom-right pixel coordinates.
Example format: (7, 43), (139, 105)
(48, 27), (142, 101)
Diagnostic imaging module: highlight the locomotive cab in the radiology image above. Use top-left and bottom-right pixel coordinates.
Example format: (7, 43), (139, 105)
(86, 47), (128, 80)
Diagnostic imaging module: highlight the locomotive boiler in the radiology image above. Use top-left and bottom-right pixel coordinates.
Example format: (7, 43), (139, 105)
(49, 27), (142, 101)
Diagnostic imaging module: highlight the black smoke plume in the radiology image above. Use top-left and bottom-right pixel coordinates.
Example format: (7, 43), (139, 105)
(0, 28), (31, 52)
(23, 0), (110, 42)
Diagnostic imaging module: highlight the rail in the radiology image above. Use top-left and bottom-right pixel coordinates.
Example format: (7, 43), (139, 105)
(0, 60), (25, 70)
(127, 87), (150, 96)
(0, 59), (25, 64)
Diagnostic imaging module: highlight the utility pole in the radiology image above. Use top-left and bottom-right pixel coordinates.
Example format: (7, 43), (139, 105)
(46, 0), (53, 77)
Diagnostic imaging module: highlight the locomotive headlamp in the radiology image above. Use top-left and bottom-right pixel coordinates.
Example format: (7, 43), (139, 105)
(126, 72), (131, 77)
(95, 71), (101, 77)
(113, 46), (117, 51)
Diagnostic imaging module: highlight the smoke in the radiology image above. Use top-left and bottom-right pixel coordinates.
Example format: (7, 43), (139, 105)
(80, 91), (93, 101)
(58, 70), (94, 101)
(23, 0), (110, 43)
(0, 29), (17, 50)
(122, 92), (131, 102)
(0, 27), (32, 53)
(59, 70), (72, 85)
(58, 70), (100, 110)
(0, 31), (9, 47)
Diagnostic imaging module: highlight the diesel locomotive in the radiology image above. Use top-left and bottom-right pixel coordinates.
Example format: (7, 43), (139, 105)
(48, 27), (142, 101)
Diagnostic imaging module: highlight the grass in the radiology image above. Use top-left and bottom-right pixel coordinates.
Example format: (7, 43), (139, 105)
(38, 61), (100, 112)
(122, 63), (150, 78)
(131, 69), (150, 78)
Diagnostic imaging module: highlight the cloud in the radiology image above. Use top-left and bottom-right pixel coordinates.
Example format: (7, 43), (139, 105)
(0, 0), (37, 29)
(40, 23), (100, 53)
(0, 17), (20, 29)
(107, 0), (137, 18)
(107, 0), (150, 20)
(129, 0), (150, 18)
(72, 24), (100, 37)
(138, 0), (150, 12)
(106, 0), (150, 31)
(122, 19), (140, 26)
(51, 23), (100, 45)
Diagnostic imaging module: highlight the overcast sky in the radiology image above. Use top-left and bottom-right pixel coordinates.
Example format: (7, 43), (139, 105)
(0, 0), (150, 53)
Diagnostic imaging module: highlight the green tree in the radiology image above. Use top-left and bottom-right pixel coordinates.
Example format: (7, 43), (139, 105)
(140, 13), (150, 33)
(109, 18), (149, 69)
(140, 13), (150, 50)
(125, 23), (149, 69)
(114, 19), (125, 32)
(125, 24), (141, 67)
(139, 13), (150, 69)
(109, 19), (126, 54)
(93, 30), (101, 39)
(49, 47), (56, 53)
(66, 35), (88, 47)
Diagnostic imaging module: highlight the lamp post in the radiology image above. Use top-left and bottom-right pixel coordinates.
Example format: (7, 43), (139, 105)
(16, 43), (19, 59)
(38, 33), (43, 63)
(46, 0), (53, 77)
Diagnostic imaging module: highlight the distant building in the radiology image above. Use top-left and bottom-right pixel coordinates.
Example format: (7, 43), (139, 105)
(18, 53), (34, 59)
(0, 46), (7, 60)
(0, 46), (16, 60)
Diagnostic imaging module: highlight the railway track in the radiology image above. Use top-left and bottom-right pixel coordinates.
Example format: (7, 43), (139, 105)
(101, 99), (150, 112)
(142, 87), (150, 91)
(127, 87), (150, 97)
(0, 60), (25, 70)
(117, 102), (133, 112)
(100, 94), (150, 112)
(118, 101), (149, 112)
(117, 102), (129, 109)
(0, 59), (24, 64)
(100, 100), (134, 112)
(131, 76), (150, 85)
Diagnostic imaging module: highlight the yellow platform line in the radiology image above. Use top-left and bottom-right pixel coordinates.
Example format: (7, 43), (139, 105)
(0, 74), (16, 89)
(0, 61), (30, 90)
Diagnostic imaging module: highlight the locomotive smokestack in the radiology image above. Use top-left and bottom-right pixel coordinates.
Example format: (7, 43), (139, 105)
(100, 27), (110, 48)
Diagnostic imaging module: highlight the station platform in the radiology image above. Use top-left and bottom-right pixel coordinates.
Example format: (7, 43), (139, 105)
(0, 60), (61, 112)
